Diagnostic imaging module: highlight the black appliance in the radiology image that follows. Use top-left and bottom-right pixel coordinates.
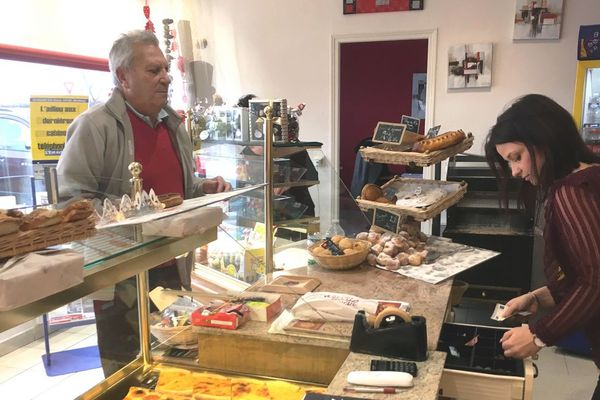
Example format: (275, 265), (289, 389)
(443, 154), (535, 302)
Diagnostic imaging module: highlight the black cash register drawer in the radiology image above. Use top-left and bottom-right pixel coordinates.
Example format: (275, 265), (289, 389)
(437, 323), (524, 377)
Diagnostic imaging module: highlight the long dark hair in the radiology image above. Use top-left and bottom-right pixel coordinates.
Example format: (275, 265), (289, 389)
(485, 94), (600, 204)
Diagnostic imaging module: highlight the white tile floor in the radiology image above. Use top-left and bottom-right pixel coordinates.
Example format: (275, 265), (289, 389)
(0, 324), (105, 399)
(0, 322), (597, 399)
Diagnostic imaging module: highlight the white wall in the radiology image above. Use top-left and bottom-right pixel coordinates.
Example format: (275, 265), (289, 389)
(189, 0), (599, 159)
(2, 0), (599, 158)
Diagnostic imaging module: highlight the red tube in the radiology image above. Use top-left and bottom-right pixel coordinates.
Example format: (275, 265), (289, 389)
(0, 43), (108, 71)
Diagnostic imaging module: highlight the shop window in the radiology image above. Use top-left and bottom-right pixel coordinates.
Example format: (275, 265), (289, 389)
(0, 44), (111, 207)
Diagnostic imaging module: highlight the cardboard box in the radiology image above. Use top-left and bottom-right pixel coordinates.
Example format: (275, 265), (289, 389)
(191, 303), (250, 330)
(240, 291), (283, 322)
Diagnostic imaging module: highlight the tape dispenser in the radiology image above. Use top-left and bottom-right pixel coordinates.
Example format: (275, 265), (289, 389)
(349, 307), (428, 361)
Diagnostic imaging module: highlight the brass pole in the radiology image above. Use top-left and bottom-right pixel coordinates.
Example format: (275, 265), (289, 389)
(264, 104), (274, 277)
(128, 161), (152, 367)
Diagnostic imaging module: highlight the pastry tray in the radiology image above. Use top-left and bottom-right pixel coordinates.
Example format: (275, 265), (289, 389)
(356, 177), (468, 221)
(359, 133), (474, 166)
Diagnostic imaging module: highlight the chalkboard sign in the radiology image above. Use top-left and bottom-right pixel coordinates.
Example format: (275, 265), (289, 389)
(426, 125), (442, 138)
(372, 122), (407, 144)
(401, 115), (421, 134)
(372, 208), (405, 234)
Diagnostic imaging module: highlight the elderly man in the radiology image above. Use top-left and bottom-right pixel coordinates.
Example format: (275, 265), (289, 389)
(57, 29), (230, 376)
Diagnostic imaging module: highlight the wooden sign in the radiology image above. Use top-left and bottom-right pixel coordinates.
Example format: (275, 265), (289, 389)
(372, 121), (406, 144)
(401, 115), (421, 134)
(426, 125), (442, 138)
(372, 208), (406, 234)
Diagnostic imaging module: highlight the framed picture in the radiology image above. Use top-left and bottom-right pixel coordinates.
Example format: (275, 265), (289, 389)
(513, 0), (563, 40)
(448, 43), (493, 90)
(343, 0), (423, 15)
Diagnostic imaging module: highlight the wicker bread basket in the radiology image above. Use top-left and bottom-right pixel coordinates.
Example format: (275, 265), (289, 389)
(150, 323), (196, 347)
(359, 133), (474, 166)
(308, 239), (370, 270)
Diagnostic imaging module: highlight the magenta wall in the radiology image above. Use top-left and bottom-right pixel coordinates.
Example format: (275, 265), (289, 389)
(339, 39), (428, 188)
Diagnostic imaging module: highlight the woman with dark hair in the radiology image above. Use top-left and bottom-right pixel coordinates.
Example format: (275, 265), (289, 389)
(485, 94), (600, 399)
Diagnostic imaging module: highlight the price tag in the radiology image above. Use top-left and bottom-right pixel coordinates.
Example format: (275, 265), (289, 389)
(372, 121), (407, 144)
(426, 125), (442, 138)
(401, 115), (421, 134)
(372, 208), (406, 234)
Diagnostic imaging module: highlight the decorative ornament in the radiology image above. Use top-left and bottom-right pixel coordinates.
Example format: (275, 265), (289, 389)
(143, 1), (155, 32)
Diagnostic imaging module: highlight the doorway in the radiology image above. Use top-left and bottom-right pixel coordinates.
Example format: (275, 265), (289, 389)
(331, 30), (438, 233)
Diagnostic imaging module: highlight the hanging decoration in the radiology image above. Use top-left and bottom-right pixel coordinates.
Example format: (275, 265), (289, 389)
(143, 1), (155, 32)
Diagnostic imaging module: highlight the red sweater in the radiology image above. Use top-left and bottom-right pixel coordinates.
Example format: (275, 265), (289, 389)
(533, 165), (600, 367)
(127, 110), (184, 197)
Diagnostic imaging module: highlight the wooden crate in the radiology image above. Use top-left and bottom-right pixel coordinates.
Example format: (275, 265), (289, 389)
(439, 359), (534, 400)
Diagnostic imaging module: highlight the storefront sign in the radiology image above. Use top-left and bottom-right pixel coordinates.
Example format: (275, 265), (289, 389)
(30, 95), (88, 162)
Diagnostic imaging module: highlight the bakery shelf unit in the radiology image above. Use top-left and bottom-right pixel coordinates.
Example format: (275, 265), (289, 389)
(356, 132), (474, 229)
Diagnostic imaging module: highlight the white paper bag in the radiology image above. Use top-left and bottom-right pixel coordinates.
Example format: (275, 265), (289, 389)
(142, 206), (224, 237)
(0, 250), (84, 311)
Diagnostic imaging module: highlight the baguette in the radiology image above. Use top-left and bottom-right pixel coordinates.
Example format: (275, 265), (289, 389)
(411, 130), (466, 153)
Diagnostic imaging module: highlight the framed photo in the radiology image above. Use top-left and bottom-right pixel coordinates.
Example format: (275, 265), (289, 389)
(343, 0), (423, 15)
(448, 43), (493, 90)
(513, 0), (563, 41)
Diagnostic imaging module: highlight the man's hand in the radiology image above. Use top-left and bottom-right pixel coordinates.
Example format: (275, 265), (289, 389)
(500, 324), (541, 359)
(202, 176), (232, 194)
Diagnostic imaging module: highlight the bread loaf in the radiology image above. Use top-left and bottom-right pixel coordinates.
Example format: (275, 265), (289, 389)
(0, 214), (21, 236)
(20, 208), (62, 230)
(360, 184), (383, 201)
(411, 130), (466, 153)
(158, 193), (183, 208)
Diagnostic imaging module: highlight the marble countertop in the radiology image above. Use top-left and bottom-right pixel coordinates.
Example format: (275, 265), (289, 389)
(193, 264), (452, 351)
(325, 351), (447, 399)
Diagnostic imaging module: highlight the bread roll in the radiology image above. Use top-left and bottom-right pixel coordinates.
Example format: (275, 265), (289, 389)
(412, 130), (466, 153)
(361, 184), (383, 201)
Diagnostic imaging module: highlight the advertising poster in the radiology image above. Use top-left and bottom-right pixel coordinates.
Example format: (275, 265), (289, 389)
(30, 95), (88, 162)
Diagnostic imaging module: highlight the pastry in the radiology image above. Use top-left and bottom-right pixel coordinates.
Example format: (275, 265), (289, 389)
(20, 208), (62, 231)
(158, 193), (183, 208)
(411, 130), (466, 153)
(62, 199), (94, 222)
(360, 184), (383, 201)
(122, 386), (189, 399)
(0, 214), (21, 236)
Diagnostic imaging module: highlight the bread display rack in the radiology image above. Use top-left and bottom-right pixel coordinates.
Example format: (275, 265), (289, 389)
(359, 132), (473, 167)
(356, 177), (468, 221)
(357, 128), (472, 226)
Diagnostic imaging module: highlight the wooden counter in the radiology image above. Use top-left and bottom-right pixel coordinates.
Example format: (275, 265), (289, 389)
(327, 351), (447, 399)
(192, 263), (452, 393)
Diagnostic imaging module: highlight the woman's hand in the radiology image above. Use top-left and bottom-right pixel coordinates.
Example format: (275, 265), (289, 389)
(501, 292), (539, 319)
(500, 325), (541, 359)
(202, 176), (232, 194)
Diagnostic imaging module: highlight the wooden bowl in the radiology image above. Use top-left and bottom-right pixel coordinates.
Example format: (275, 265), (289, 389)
(308, 239), (370, 270)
